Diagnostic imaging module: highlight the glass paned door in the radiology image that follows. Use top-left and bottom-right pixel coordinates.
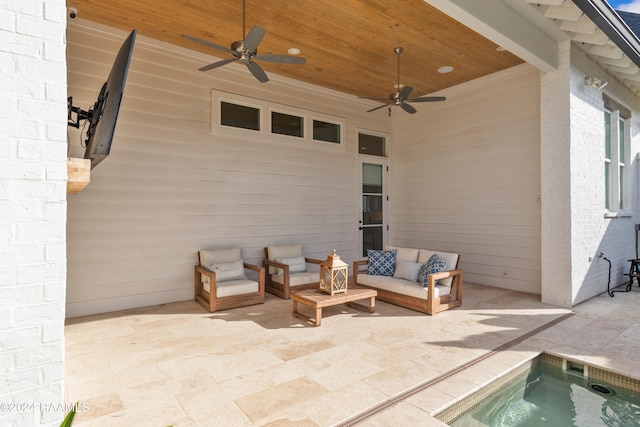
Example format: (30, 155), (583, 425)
(360, 160), (386, 257)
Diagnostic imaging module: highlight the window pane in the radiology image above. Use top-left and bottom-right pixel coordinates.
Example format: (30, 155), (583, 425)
(359, 133), (385, 156)
(272, 111), (303, 137)
(221, 101), (260, 131)
(604, 111), (611, 159)
(605, 163), (610, 210)
(620, 166), (625, 209)
(362, 163), (382, 193)
(313, 120), (340, 143)
(362, 195), (383, 225)
(362, 227), (383, 257)
(619, 118), (625, 162)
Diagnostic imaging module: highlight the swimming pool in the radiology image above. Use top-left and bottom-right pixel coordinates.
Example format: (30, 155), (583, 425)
(437, 354), (640, 426)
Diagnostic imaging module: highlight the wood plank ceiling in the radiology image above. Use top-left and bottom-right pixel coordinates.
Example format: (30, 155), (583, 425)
(67, 0), (524, 99)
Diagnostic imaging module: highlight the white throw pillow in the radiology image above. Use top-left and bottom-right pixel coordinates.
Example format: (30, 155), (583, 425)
(274, 256), (306, 275)
(393, 260), (423, 282)
(207, 260), (247, 282)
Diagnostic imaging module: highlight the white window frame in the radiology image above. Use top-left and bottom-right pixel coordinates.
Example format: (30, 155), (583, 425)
(213, 94), (263, 136)
(604, 106), (631, 217)
(357, 129), (389, 157)
(269, 107), (304, 140)
(310, 116), (344, 145)
(211, 90), (345, 151)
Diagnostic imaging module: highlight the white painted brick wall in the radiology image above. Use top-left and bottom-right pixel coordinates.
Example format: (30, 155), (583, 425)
(542, 40), (640, 307)
(569, 47), (640, 304)
(0, 1), (68, 426)
(541, 40), (573, 308)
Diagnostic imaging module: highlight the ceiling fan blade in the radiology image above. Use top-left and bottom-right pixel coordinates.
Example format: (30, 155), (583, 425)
(400, 102), (417, 114)
(366, 103), (390, 113)
(406, 96), (447, 103)
(246, 60), (269, 83)
(254, 54), (306, 64)
(198, 58), (236, 72)
(398, 86), (414, 99)
(181, 34), (234, 55)
(243, 25), (266, 52)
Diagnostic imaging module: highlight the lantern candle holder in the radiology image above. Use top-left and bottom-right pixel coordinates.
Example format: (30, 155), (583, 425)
(319, 249), (349, 295)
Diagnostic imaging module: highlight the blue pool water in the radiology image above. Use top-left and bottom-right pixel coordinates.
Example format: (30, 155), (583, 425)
(450, 363), (640, 426)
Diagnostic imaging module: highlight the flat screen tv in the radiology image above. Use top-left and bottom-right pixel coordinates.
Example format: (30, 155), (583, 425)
(68, 29), (136, 169)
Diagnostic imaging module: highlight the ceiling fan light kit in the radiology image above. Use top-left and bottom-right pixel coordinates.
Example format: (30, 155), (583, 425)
(359, 46), (446, 114)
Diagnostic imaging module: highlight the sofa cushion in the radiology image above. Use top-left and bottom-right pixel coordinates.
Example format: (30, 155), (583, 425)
(267, 244), (303, 275)
(199, 247), (242, 265)
(384, 245), (419, 263)
(357, 273), (450, 300)
(418, 254), (447, 287)
(418, 250), (459, 286)
(393, 260), (422, 282)
(272, 271), (318, 286)
(206, 259), (248, 283)
(367, 249), (397, 276)
(204, 278), (258, 297)
(274, 256), (306, 275)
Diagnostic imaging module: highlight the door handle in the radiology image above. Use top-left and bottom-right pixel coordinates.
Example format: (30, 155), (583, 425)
(359, 227), (364, 230)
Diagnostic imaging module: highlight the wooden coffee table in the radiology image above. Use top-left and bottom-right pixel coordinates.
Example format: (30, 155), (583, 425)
(291, 288), (377, 326)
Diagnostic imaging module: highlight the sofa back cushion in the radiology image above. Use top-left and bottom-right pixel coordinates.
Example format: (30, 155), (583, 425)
(393, 260), (423, 282)
(384, 245), (419, 263)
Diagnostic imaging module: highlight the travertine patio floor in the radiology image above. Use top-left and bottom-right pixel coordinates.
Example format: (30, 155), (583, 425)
(64, 282), (640, 426)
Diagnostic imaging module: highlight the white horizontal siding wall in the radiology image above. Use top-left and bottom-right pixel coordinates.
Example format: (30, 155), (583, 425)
(66, 21), (389, 317)
(390, 64), (542, 294)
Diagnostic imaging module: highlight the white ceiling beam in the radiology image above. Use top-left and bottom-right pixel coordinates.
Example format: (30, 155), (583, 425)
(424, 0), (561, 72)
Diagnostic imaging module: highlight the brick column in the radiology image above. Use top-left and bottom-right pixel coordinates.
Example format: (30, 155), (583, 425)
(540, 39), (573, 308)
(0, 1), (68, 425)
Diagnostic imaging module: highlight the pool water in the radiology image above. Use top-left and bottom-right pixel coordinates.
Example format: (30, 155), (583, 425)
(450, 363), (640, 426)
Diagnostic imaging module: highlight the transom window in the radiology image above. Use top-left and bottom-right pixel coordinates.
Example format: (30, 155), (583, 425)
(212, 91), (344, 149)
(358, 132), (386, 156)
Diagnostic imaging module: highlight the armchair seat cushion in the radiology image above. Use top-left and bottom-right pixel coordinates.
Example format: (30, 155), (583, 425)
(272, 271), (318, 287)
(204, 278), (260, 298)
(357, 273), (450, 300)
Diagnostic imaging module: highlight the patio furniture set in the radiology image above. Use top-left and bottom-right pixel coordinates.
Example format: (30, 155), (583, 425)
(194, 244), (463, 325)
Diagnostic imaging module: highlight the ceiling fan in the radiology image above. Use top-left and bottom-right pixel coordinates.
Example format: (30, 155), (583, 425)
(181, 0), (305, 83)
(360, 47), (445, 114)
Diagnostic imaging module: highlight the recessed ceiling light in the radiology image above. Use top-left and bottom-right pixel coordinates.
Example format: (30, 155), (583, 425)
(496, 46), (506, 52)
(437, 66), (454, 74)
(287, 47), (301, 55)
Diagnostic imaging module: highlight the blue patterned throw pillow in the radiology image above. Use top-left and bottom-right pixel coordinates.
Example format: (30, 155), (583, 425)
(418, 254), (447, 287)
(367, 249), (397, 276)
